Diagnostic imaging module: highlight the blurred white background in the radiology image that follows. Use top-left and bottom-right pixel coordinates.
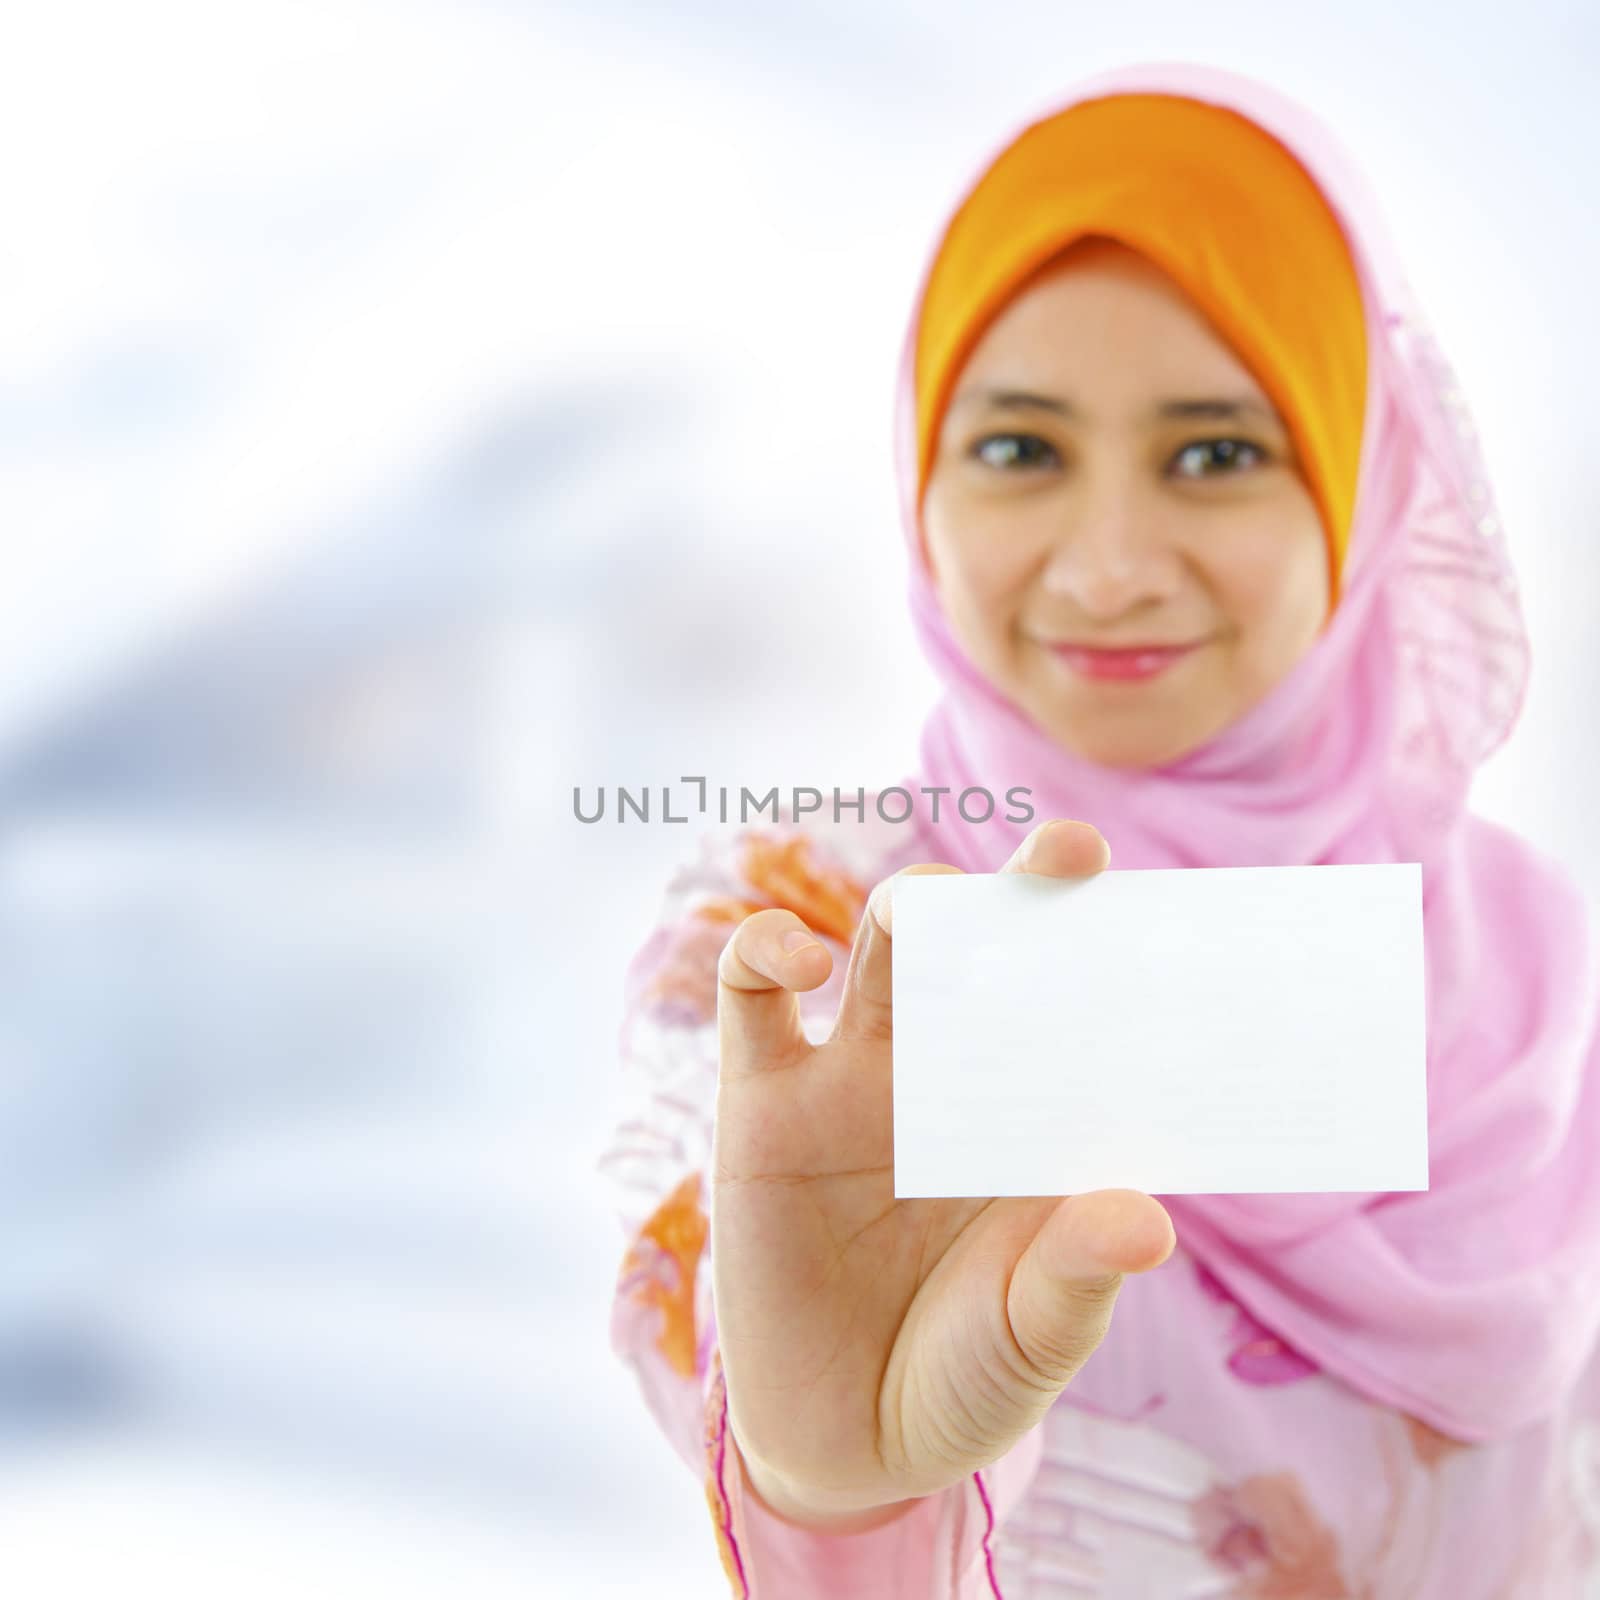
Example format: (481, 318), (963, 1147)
(1, 1), (1596, 1594)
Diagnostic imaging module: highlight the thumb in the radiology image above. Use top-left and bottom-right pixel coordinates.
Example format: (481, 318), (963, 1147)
(1006, 1189), (1175, 1389)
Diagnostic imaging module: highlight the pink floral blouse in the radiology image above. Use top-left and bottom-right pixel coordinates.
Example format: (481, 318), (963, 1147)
(597, 809), (1600, 1597)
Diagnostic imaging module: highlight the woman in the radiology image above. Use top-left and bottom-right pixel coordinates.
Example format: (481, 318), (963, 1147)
(599, 62), (1600, 1596)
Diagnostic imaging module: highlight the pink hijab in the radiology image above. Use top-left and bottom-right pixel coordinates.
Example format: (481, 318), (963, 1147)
(897, 63), (1600, 1442)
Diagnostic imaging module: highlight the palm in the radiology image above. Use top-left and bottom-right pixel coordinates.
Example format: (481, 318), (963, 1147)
(712, 820), (1175, 1527)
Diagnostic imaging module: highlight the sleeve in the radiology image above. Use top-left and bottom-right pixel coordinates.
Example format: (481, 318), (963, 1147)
(596, 823), (1044, 1597)
(705, 1336), (1046, 1599)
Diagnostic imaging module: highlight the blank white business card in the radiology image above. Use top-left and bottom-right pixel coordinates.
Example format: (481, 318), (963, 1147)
(891, 864), (1427, 1198)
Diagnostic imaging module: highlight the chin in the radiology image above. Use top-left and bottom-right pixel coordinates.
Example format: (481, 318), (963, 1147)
(1064, 735), (1191, 770)
(1040, 709), (1215, 771)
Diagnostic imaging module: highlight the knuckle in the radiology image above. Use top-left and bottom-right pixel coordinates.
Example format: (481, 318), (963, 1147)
(732, 906), (783, 948)
(719, 917), (763, 980)
(1013, 1276), (1122, 1385)
(720, 907), (811, 987)
(1057, 1271), (1124, 1324)
(1019, 1325), (1103, 1387)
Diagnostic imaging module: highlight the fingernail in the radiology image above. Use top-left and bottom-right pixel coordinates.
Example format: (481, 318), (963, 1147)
(782, 929), (820, 955)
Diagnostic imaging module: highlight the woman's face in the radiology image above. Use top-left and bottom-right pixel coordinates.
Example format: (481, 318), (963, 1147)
(921, 237), (1332, 769)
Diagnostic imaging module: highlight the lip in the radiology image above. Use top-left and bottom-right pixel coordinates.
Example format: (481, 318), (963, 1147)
(1041, 637), (1208, 683)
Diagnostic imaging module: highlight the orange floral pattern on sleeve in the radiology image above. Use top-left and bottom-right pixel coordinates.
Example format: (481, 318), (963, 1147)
(733, 833), (869, 946)
(619, 1170), (709, 1378)
(643, 832), (869, 1025)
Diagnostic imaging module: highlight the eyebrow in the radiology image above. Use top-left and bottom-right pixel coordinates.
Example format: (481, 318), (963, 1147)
(949, 387), (1282, 426)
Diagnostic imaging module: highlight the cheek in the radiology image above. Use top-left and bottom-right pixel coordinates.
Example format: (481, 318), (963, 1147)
(1204, 512), (1329, 660)
(926, 511), (1036, 631)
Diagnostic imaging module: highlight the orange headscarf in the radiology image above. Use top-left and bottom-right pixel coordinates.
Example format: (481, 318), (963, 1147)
(913, 93), (1368, 605)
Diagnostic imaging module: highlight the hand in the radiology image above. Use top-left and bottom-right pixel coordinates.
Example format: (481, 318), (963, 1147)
(712, 817), (1175, 1533)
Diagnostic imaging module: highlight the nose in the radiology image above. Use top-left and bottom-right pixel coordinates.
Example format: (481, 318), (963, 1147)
(1038, 475), (1183, 619)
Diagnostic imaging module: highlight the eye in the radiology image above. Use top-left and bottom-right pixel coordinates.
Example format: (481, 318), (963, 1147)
(971, 432), (1060, 471)
(1169, 438), (1267, 479)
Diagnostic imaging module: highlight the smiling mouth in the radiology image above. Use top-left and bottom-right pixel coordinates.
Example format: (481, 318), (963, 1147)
(1039, 637), (1209, 683)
